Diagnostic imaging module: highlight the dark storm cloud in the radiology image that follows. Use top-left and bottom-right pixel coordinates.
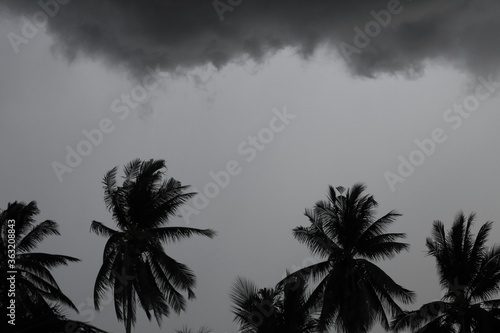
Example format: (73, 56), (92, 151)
(2, 0), (500, 78)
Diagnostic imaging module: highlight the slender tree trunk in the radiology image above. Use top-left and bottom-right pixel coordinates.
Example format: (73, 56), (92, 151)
(126, 285), (132, 333)
(460, 317), (469, 333)
(126, 313), (132, 333)
(124, 249), (133, 333)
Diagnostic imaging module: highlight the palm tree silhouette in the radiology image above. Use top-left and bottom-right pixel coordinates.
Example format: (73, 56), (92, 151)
(283, 183), (415, 333)
(0, 201), (106, 332)
(230, 274), (318, 333)
(91, 159), (216, 333)
(392, 212), (500, 333)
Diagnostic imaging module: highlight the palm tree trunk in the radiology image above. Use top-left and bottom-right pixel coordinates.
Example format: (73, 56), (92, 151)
(460, 318), (469, 333)
(126, 285), (132, 333)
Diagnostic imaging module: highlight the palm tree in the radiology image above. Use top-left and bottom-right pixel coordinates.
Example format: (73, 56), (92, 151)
(91, 159), (217, 333)
(392, 212), (500, 333)
(230, 274), (318, 333)
(0, 201), (106, 332)
(283, 183), (415, 333)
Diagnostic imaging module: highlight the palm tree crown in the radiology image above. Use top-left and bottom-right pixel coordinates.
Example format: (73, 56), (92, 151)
(286, 183), (415, 333)
(231, 274), (317, 333)
(392, 212), (500, 333)
(91, 159), (216, 333)
(0, 201), (105, 332)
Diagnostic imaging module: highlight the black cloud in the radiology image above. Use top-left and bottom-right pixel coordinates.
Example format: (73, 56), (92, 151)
(2, 0), (499, 79)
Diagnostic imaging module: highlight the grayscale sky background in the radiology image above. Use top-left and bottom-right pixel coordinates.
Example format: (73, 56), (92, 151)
(1, 1), (500, 332)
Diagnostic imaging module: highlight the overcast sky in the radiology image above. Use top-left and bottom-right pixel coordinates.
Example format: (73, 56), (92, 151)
(1, 1), (500, 332)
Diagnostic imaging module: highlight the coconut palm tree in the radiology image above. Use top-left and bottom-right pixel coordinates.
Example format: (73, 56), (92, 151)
(230, 274), (318, 333)
(0, 201), (106, 333)
(283, 183), (415, 333)
(392, 212), (500, 333)
(91, 159), (217, 333)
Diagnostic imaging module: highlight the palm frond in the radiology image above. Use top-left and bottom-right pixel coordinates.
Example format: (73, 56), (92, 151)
(358, 238), (409, 261)
(122, 158), (142, 182)
(103, 166), (118, 210)
(292, 225), (341, 259)
(148, 255), (186, 314)
(359, 259), (415, 305)
(17, 220), (60, 253)
(150, 226), (216, 244)
(19, 252), (80, 269)
(469, 245), (500, 302)
(151, 247), (196, 292)
(90, 221), (118, 237)
(391, 301), (449, 332)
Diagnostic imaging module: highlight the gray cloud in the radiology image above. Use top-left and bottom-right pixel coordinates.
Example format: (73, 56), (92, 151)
(2, 0), (500, 79)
